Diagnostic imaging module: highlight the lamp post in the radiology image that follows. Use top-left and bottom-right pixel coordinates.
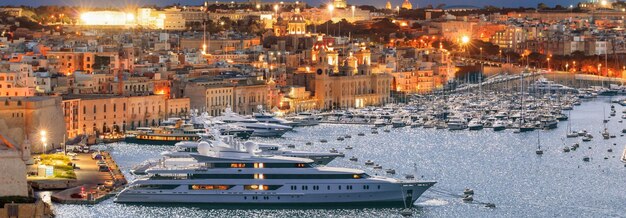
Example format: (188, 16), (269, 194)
(40, 130), (47, 154)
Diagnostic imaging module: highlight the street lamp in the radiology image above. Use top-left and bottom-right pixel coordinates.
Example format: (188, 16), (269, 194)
(460, 35), (470, 56)
(40, 130), (47, 154)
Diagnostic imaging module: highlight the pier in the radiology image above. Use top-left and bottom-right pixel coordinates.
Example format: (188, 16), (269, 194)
(49, 152), (126, 204)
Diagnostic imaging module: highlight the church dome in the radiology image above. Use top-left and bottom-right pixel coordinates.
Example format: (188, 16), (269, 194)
(401, 0), (413, 9)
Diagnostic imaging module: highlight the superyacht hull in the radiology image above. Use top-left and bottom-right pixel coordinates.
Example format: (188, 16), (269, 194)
(115, 181), (434, 206)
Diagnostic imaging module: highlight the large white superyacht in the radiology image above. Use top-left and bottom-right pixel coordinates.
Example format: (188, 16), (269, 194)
(116, 143), (435, 206)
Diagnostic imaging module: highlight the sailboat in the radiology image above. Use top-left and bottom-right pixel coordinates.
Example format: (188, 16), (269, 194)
(566, 111), (578, 138)
(601, 107), (610, 139)
(535, 131), (544, 155)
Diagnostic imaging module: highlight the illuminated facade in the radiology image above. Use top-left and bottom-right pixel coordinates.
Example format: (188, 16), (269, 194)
(62, 95), (190, 136)
(79, 11), (135, 26)
(333, 0), (348, 9)
(311, 40), (391, 109)
(401, 0), (413, 9)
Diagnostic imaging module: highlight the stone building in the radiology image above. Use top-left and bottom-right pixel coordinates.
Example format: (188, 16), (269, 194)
(310, 40), (392, 109)
(0, 96), (65, 153)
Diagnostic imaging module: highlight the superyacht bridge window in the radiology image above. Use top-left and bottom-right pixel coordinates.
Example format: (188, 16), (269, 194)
(219, 163), (314, 168)
(243, 185), (282, 191)
(189, 185), (233, 190)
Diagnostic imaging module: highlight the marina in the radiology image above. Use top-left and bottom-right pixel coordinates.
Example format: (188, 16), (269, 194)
(49, 97), (626, 217)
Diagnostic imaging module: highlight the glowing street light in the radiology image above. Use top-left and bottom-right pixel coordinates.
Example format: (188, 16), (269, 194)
(40, 130), (47, 154)
(461, 35), (470, 44)
(274, 4), (279, 16)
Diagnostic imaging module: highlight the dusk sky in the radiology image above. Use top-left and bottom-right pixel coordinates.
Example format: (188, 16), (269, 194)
(1, 0), (583, 8)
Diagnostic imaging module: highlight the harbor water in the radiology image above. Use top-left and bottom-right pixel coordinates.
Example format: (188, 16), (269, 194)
(52, 98), (626, 217)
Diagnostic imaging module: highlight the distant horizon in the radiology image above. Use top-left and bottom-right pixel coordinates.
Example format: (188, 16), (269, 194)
(1, 0), (585, 9)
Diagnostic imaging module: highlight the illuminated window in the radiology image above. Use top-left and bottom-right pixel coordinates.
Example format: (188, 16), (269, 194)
(254, 174), (265, 179)
(189, 185), (231, 190)
(254, 163), (265, 168)
(230, 163), (246, 168)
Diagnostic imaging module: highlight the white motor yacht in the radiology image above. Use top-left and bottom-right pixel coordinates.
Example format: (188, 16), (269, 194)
(116, 142), (436, 206)
(447, 116), (467, 130)
(492, 120), (506, 131)
(213, 108), (292, 137)
(253, 111), (300, 127)
(289, 112), (320, 127)
(391, 117), (406, 128)
(468, 119), (483, 130)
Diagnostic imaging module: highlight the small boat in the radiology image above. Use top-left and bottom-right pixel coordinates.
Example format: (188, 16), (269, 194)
(582, 136), (592, 142)
(485, 203), (496, 208)
(608, 149), (613, 152)
(383, 128), (391, 133)
(373, 164), (383, 169)
(286, 144), (296, 148)
(405, 175), (415, 179)
(400, 208), (413, 216)
(371, 130), (379, 134)
(578, 130), (588, 136)
(385, 169), (396, 174)
(345, 145), (353, 150)
(305, 142), (313, 146)
(462, 195), (474, 202)
(336, 137), (345, 141)
(365, 160), (374, 165)
(583, 156), (590, 162)
(563, 147), (570, 152)
(320, 139), (328, 143)
(463, 189), (474, 195)
(357, 132), (365, 136)
(536, 149), (544, 155)
(344, 135), (352, 139)
(349, 156), (358, 162)
(329, 148), (338, 153)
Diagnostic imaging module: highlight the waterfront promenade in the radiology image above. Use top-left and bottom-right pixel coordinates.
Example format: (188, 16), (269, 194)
(50, 152), (126, 204)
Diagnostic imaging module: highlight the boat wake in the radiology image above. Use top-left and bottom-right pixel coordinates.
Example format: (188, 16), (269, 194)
(414, 199), (449, 207)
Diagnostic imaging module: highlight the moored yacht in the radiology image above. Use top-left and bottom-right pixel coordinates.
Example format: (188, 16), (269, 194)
(116, 143), (436, 206)
(213, 108), (292, 137)
(289, 112), (320, 127)
(492, 120), (506, 131)
(447, 117), (467, 130)
(253, 111), (300, 127)
(468, 119), (483, 130)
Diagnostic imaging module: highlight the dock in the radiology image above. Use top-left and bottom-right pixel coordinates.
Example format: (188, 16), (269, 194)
(50, 151), (126, 204)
